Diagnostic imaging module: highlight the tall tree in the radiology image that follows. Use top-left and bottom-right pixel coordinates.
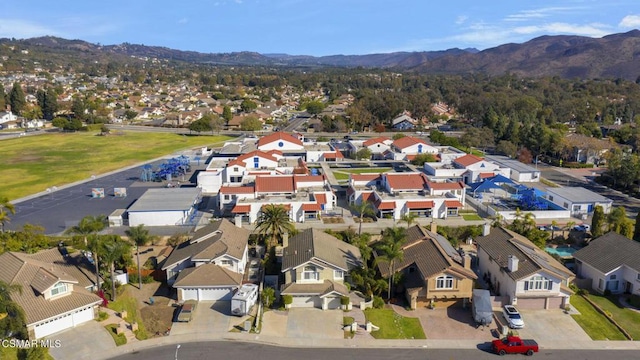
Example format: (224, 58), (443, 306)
(101, 236), (130, 301)
(400, 213), (418, 228)
(67, 215), (106, 289)
(634, 212), (640, 242)
(8, 82), (25, 115)
(0, 280), (26, 339)
(376, 227), (406, 300)
(0, 83), (6, 110)
(607, 206), (633, 238)
(591, 205), (605, 238)
(222, 105), (233, 123)
(125, 224), (152, 290)
(255, 204), (294, 253)
(350, 201), (375, 235)
(0, 196), (15, 233)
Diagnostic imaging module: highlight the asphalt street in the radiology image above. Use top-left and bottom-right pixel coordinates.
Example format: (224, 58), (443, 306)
(108, 341), (638, 360)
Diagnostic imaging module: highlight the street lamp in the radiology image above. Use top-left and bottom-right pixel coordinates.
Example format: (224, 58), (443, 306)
(175, 344), (181, 360)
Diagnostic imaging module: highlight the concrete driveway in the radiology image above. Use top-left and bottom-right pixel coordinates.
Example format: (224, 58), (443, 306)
(262, 308), (343, 339)
(516, 309), (591, 348)
(392, 304), (496, 341)
(49, 320), (115, 360)
(170, 301), (236, 336)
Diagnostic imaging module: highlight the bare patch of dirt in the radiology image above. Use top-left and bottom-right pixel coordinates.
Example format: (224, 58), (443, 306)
(140, 305), (175, 337)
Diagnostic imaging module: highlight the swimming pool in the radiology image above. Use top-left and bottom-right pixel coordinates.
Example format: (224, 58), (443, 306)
(545, 246), (577, 257)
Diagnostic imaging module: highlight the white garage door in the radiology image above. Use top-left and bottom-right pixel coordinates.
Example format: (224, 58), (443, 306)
(291, 295), (317, 308)
(181, 288), (199, 301)
(71, 306), (94, 326)
(325, 296), (342, 310)
(34, 314), (73, 339)
(199, 287), (234, 301)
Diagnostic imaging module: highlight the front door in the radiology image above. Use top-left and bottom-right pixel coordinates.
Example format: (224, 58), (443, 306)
(626, 281), (633, 294)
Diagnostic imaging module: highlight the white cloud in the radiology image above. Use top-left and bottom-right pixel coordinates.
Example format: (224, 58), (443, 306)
(455, 15), (468, 25)
(619, 15), (640, 28)
(504, 6), (584, 22)
(178, 17), (189, 24)
(0, 19), (61, 39)
(512, 22), (610, 37)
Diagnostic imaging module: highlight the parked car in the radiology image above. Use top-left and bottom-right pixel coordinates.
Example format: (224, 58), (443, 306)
(502, 305), (525, 329)
(492, 336), (539, 356)
(573, 224), (591, 232)
(176, 300), (197, 322)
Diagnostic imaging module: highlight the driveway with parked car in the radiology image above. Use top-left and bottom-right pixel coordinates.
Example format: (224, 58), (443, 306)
(170, 301), (235, 336)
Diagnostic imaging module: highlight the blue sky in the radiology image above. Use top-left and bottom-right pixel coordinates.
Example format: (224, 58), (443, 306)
(1, 0), (639, 56)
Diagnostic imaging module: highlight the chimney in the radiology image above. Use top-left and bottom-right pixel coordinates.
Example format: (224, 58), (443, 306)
(463, 254), (471, 269)
(508, 255), (519, 272)
(282, 232), (289, 248)
(483, 222), (491, 236)
(430, 220), (437, 234)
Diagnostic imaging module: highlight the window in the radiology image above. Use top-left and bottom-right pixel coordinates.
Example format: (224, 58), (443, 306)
(334, 270), (344, 280)
(278, 141), (284, 147)
(234, 167), (239, 172)
(548, 196), (554, 201)
(525, 276), (552, 291)
(219, 260), (232, 266)
(50, 282), (68, 297)
(224, 195), (230, 200)
(599, 278), (604, 290)
(610, 274), (617, 280)
(435, 275), (454, 289)
(303, 265), (319, 281)
(637, 273), (640, 281)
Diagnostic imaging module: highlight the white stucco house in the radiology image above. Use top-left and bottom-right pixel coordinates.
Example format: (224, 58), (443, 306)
(475, 226), (574, 309)
(257, 131), (304, 151)
(544, 186), (613, 217)
(574, 232), (640, 295)
(127, 188), (202, 226)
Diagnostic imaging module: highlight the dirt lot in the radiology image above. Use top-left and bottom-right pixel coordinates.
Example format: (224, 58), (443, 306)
(129, 282), (176, 337)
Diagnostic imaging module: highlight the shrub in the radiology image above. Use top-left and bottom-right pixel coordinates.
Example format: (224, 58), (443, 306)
(261, 287), (275, 308)
(340, 296), (350, 306)
(282, 295), (293, 305)
(373, 296), (384, 309)
(96, 310), (109, 322)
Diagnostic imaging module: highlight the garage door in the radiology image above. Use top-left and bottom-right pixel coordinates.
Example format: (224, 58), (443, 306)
(71, 306), (94, 326)
(517, 297), (546, 309)
(546, 297), (564, 309)
(291, 295), (317, 308)
(324, 296), (342, 309)
(34, 314), (73, 339)
(199, 287), (234, 301)
(181, 288), (199, 301)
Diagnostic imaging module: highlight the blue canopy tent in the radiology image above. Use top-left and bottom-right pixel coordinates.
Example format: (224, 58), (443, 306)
(486, 174), (515, 185)
(469, 180), (503, 198)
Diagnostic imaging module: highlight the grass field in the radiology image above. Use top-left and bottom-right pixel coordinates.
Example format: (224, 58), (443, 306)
(570, 295), (626, 340)
(333, 168), (392, 181)
(462, 214), (483, 221)
(0, 131), (232, 200)
(364, 308), (426, 339)
(586, 294), (640, 339)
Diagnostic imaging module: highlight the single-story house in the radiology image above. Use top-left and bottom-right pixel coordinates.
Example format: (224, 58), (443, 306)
(544, 186), (613, 217)
(127, 188), (202, 226)
(574, 232), (640, 295)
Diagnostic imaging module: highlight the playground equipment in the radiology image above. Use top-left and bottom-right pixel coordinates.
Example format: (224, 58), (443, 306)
(140, 156), (191, 182)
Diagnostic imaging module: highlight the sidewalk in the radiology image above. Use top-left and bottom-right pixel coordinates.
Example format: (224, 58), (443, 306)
(99, 307), (140, 345)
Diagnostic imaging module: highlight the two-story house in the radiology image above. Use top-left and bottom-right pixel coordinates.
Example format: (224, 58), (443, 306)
(0, 248), (102, 339)
(376, 224), (477, 309)
(475, 226), (574, 309)
(280, 229), (363, 310)
(573, 232), (640, 295)
(161, 219), (249, 301)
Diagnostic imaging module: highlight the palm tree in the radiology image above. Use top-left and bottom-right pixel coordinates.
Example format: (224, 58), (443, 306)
(375, 227), (407, 300)
(125, 224), (152, 290)
(550, 220), (559, 240)
(67, 215), (107, 246)
(0, 280), (21, 302)
(0, 197), (15, 233)
(350, 201), (376, 235)
(86, 235), (103, 293)
(102, 236), (130, 301)
(255, 204), (294, 253)
(400, 212), (418, 228)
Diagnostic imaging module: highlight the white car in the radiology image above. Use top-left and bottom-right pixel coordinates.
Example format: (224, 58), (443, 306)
(503, 305), (525, 329)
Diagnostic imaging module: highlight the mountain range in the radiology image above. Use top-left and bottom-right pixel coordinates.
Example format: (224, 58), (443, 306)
(2, 30), (640, 80)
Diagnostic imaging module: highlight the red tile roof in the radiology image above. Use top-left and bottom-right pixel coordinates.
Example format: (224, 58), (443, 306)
(385, 173), (428, 190)
(314, 193), (327, 204)
(255, 176), (295, 193)
(444, 200), (464, 208)
(363, 137), (391, 147)
(376, 201), (396, 210)
(480, 172), (495, 179)
(227, 150), (279, 167)
(231, 204), (251, 213)
(219, 186), (255, 194)
(362, 192), (375, 202)
(406, 201), (435, 209)
(426, 181), (465, 190)
(454, 154), (484, 167)
(302, 203), (322, 211)
(392, 136), (429, 150)
(351, 174), (382, 182)
(257, 131), (303, 147)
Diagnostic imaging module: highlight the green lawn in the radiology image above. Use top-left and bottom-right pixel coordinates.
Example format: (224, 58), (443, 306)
(570, 295), (626, 340)
(0, 131), (232, 200)
(586, 294), (640, 339)
(364, 308), (426, 339)
(105, 324), (127, 346)
(341, 168), (392, 174)
(107, 287), (148, 340)
(0, 346), (54, 360)
(333, 172), (350, 181)
(462, 214), (482, 221)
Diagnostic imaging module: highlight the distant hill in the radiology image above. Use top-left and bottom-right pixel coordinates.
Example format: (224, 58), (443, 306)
(2, 30), (640, 80)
